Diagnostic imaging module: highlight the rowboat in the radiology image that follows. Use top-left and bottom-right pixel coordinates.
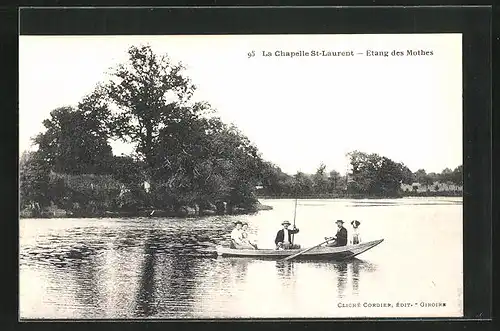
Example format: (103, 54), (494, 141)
(216, 239), (384, 261)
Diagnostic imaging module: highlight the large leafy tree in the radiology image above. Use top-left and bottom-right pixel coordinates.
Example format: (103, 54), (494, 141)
(33, 104), (113, 175)
(139, 100), (264, 209)
(104, 45), (196, 175)
(347, 151), (380, 195)
(347, 150), (411, 197)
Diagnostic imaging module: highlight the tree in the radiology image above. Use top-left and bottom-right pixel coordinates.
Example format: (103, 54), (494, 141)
(438, 168), (454, 184)
(450, 165), (463, 186)
(327, 170), (342, 193)
(347, 151), (381, 195)
(400, 164), (414, 185)
(259, 162), (283, 195)
(421, 174), (434, 188)
(103, 45), (196, 175)
(151, 114), (263, 209)
(293, 172), (314, 196)
(375, 157), (406, 197)
(33, 105), (113, 175)
(414, 169), (427, 184)
(207, 121), (263, 208)
(346, 150), (409, 197)
(19, 151), (51, 211)
(23, 44), (271, 214)
(312, 163), (328, 194)
(427, 172), (439, 184)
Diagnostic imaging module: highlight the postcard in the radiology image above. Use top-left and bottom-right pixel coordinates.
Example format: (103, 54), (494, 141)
(19, 33), (463, 319)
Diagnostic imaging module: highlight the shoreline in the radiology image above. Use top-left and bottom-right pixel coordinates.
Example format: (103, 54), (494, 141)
(256, 192), (462, 200)
(19, 203), (274, 219)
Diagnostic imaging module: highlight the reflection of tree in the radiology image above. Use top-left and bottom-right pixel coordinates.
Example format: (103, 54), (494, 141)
(64, 245), (105, 317)
(229, 258), (250, 281)
(164, 250), (198, 317)
(134, 234), (157, 317)
(208, 257), (251, 292)
(133, 230), (201, 318)
(349, 259), (378, 297)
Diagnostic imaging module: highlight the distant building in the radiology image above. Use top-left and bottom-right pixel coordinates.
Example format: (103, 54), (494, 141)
(401, 181), (462, 193)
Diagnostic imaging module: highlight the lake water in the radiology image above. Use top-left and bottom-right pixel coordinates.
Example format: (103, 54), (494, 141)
(19, 198), (463, 319)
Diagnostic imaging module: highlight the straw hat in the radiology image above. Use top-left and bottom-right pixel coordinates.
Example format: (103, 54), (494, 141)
(282, 220), (291, 225)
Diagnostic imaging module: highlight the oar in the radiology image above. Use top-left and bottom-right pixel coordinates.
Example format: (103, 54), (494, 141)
(282, 238), (332, 261)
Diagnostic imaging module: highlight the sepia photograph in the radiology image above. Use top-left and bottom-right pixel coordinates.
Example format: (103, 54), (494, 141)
(19, 33), (463, 319)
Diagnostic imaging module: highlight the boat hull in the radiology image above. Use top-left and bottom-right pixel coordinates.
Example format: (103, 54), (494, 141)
(216, 239), (384, 260)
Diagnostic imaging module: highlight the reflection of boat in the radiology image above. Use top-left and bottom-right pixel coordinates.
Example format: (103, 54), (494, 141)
(216, 239), (383, 260)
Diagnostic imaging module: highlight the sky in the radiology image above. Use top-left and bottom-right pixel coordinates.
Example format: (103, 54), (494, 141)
(19, 34), (462, 175)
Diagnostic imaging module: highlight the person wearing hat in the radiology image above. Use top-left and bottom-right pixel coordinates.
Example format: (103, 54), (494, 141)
(230, 221), (244, 249)
(275, 220), (300, 250)
(325, 220), (348, 247)
(350, 220), (361, 245)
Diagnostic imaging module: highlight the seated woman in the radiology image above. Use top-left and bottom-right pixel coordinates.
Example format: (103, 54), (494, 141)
(230, 221), (244, 249)
(240, 222), (258, 249)
(230, 221), (257, 249)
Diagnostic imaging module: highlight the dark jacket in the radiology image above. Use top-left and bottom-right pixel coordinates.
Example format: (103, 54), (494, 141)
(275, 228), (300, 245)
(335, 227), (348, 246)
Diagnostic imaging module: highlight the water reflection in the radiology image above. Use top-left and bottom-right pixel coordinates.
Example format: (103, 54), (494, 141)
(275, 261), (295, 278)
(229, 258), (250, 281)
(20, 197), (463, 318)
(69, 247), (104, 317)
(290, 258), (378, 300)
(132, 231), (202, 318)
(335, 262), (348, 298)
(352, 260), (360, 293)
(135, 233), (157, 317)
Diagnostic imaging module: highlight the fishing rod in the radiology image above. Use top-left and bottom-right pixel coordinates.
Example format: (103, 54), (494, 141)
(291, 197), (298, 245)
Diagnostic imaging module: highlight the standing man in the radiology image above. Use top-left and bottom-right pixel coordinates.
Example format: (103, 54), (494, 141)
(325, 220), (348, 247)
(275, 220), (300, 249)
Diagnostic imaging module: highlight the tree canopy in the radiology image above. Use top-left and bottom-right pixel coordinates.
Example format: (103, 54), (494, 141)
(33, 104), (113, 175)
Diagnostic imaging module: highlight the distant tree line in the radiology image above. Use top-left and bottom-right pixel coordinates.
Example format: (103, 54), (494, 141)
(256, 151), (462, 199)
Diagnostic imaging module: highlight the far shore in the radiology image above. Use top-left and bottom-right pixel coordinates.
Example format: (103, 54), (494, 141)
(256, 191), (462, 200)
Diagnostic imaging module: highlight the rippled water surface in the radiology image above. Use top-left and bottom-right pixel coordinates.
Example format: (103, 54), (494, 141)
(20, 198), (463, 319)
